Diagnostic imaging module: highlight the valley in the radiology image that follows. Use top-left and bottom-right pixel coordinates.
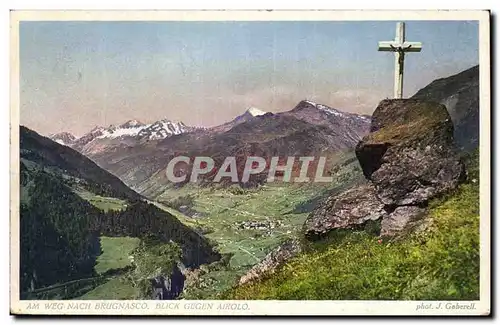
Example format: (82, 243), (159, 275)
(74, 150), (364, 300)
(158, 152), (364, 299)
(19, 65), (481, 301)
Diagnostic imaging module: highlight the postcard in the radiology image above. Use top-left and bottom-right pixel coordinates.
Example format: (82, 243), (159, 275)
(10, 10), (491, 316)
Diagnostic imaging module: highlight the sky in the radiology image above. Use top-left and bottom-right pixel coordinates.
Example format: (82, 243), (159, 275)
(20, 20), (479, 136)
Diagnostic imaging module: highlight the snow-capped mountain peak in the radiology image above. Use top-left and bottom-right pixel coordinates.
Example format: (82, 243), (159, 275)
(86, 118), (190, 141)
(68, 118), (192, 152)
(209, 106), (269, 133)
(97, 124), (144, 139)
(120, 119), (145, 128)
(138, 119), (189, 140)
(317, 104), (344, 117)
(89, 126), (106, 134)
(246, 107), (267, 117)
(300, 100), (369, 121)
(303, 100), (344, 117)
(49, 132), (77, 146)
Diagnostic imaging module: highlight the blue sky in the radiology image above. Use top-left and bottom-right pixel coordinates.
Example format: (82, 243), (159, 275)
(20, 20), (479, 136)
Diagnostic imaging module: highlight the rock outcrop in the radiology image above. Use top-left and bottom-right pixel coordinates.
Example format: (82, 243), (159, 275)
(303, 184), (387, 239)
(379, 206), (427, 237)
(304, 99), (466, 239)
(239, 239), (302, 285)
(357, 99), (465, 205)
(151, 264), (186, 300)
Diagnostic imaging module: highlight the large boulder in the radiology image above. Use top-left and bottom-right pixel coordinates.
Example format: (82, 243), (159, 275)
(370, 145), (465, 206)
(356, 99), (465, 206)
(303, 184), (387, 239)
(304, 99), (465, 240)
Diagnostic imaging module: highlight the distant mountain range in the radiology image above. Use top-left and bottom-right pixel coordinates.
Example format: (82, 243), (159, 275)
(50, 119), (195, 155)
(51, 101), (370, 196)
(50, 102), (369, 156)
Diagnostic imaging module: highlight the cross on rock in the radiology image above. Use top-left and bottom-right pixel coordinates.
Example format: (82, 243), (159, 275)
(378, 22), (422, 99)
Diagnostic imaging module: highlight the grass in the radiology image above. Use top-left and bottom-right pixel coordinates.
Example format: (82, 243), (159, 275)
(78, 276), (136, 300)
(226, 160), (479, 300)
(94, 236), (141, 275)
(75, 236), (141, 299)
(148, 200), (200, 228)
(365, 100), (451, 145)
(74, 188), (128, 212)
(21, 276), (109, 300)
(82, 238), (183, 300)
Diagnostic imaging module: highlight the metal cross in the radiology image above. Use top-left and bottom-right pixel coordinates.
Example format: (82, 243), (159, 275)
(378, 22), (422, 99)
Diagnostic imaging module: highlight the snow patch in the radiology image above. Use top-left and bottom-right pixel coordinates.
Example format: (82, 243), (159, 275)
(316, 104), (344, 117)
(143, 120), (187, 140)
(302, 99), (370, 122)
(247, 107), (267, 117)
(304, 100), (345, 117)
(120, 119), (143, 128)
(97, 125), (146, 139)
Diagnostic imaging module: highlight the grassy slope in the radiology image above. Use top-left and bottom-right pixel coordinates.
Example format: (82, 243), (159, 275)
(71, 190), (140, 300)
(227, 154), (480, 300)
(76, 236), (140, 299)
(19, 171), (137, 299)
(25, 235), (141, 300)
(20, 127), (215, 300)
(78, 277), (136, 300)
(74, 189), (128, 212)
(154, 184), (324, 299)
(94, 237), (140, 275)
(27, 188), (139, 299)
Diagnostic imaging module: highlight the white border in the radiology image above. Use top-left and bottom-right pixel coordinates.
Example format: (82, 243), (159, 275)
(9, 9), (491, 316)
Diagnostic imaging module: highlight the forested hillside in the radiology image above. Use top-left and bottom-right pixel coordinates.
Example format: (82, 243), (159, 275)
(19, 126), (220, 298)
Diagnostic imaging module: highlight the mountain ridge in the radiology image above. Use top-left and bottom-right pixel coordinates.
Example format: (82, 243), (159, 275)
(49, 118), (194, 154)
(82, 100), (371, 195)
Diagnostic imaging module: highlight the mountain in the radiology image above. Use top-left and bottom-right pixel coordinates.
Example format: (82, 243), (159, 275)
(22, 125), (141, 201)
(19, 126), (220, 295)
(79, 100), (371, 198)
(210, 107), (268, 133)
(138, 119), (191, 140)
(49, 131), (77, 146)
(283, 100), (371, 143)
(61, 119), (193, 155)
(411, 65), (479, 151)
(94, 119), (190, 141)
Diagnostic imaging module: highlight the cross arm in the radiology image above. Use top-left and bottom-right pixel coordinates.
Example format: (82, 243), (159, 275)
(378, 41), (422, 52)
(401, 41), (422, 52)
(378, 41), (399, 52)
